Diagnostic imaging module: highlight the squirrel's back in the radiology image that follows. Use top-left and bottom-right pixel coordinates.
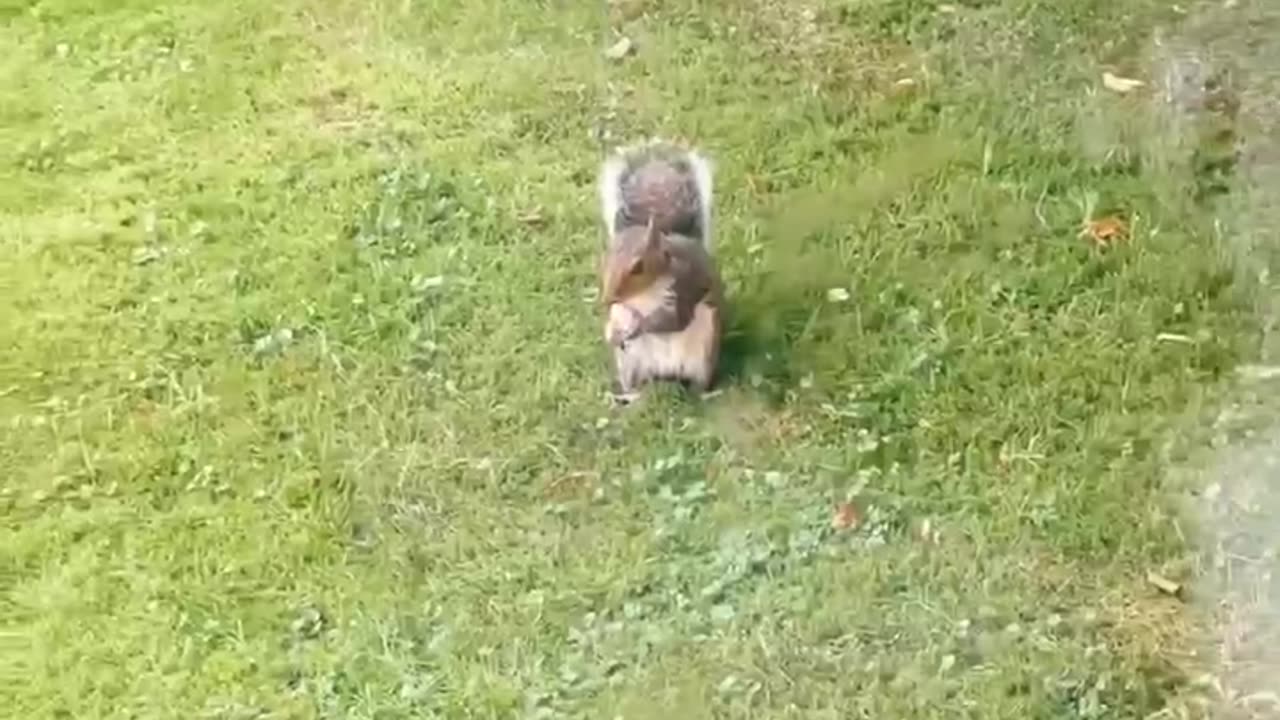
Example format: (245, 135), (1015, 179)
(599, 139), (713, 251)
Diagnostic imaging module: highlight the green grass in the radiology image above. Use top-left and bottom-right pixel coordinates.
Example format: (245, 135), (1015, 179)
(0, 0), (1264, 717)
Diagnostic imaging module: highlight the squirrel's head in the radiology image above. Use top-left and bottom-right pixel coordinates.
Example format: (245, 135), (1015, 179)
(602, 217), (669, 304)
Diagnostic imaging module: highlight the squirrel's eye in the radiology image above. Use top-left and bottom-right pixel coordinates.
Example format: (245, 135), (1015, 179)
(628, 260), (644, 276)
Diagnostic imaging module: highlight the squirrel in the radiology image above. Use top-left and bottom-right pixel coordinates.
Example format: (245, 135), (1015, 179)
(597, 139), (723, 403)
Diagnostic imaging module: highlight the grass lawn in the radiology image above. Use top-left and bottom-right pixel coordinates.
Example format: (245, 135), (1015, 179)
(2, 0), (1273, 717)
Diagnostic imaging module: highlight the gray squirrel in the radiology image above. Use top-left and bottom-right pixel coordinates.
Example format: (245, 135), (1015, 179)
(596, 139), (723, 402)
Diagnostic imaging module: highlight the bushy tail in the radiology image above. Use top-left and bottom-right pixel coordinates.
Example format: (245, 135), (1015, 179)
(598, 139), (714, 252)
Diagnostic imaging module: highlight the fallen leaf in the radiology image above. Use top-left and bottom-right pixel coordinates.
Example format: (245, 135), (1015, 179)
(1080, 216), (1128, 248)
(604, 36), (634, 61)
(832, 502), (861, 530)
(1146, 571), (1183, 598)
(1102, 71), (1145, 94)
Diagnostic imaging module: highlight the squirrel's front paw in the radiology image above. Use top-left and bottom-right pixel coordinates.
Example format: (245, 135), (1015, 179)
(606, 303), (642, 346)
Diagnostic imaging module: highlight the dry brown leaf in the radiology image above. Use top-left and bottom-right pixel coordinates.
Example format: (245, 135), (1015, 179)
(832, 502), (861, 531)
(1081, 216), (1129, 248)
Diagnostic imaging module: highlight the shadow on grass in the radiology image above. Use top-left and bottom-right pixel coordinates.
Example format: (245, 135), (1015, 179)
(716, 238), (852, 402)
